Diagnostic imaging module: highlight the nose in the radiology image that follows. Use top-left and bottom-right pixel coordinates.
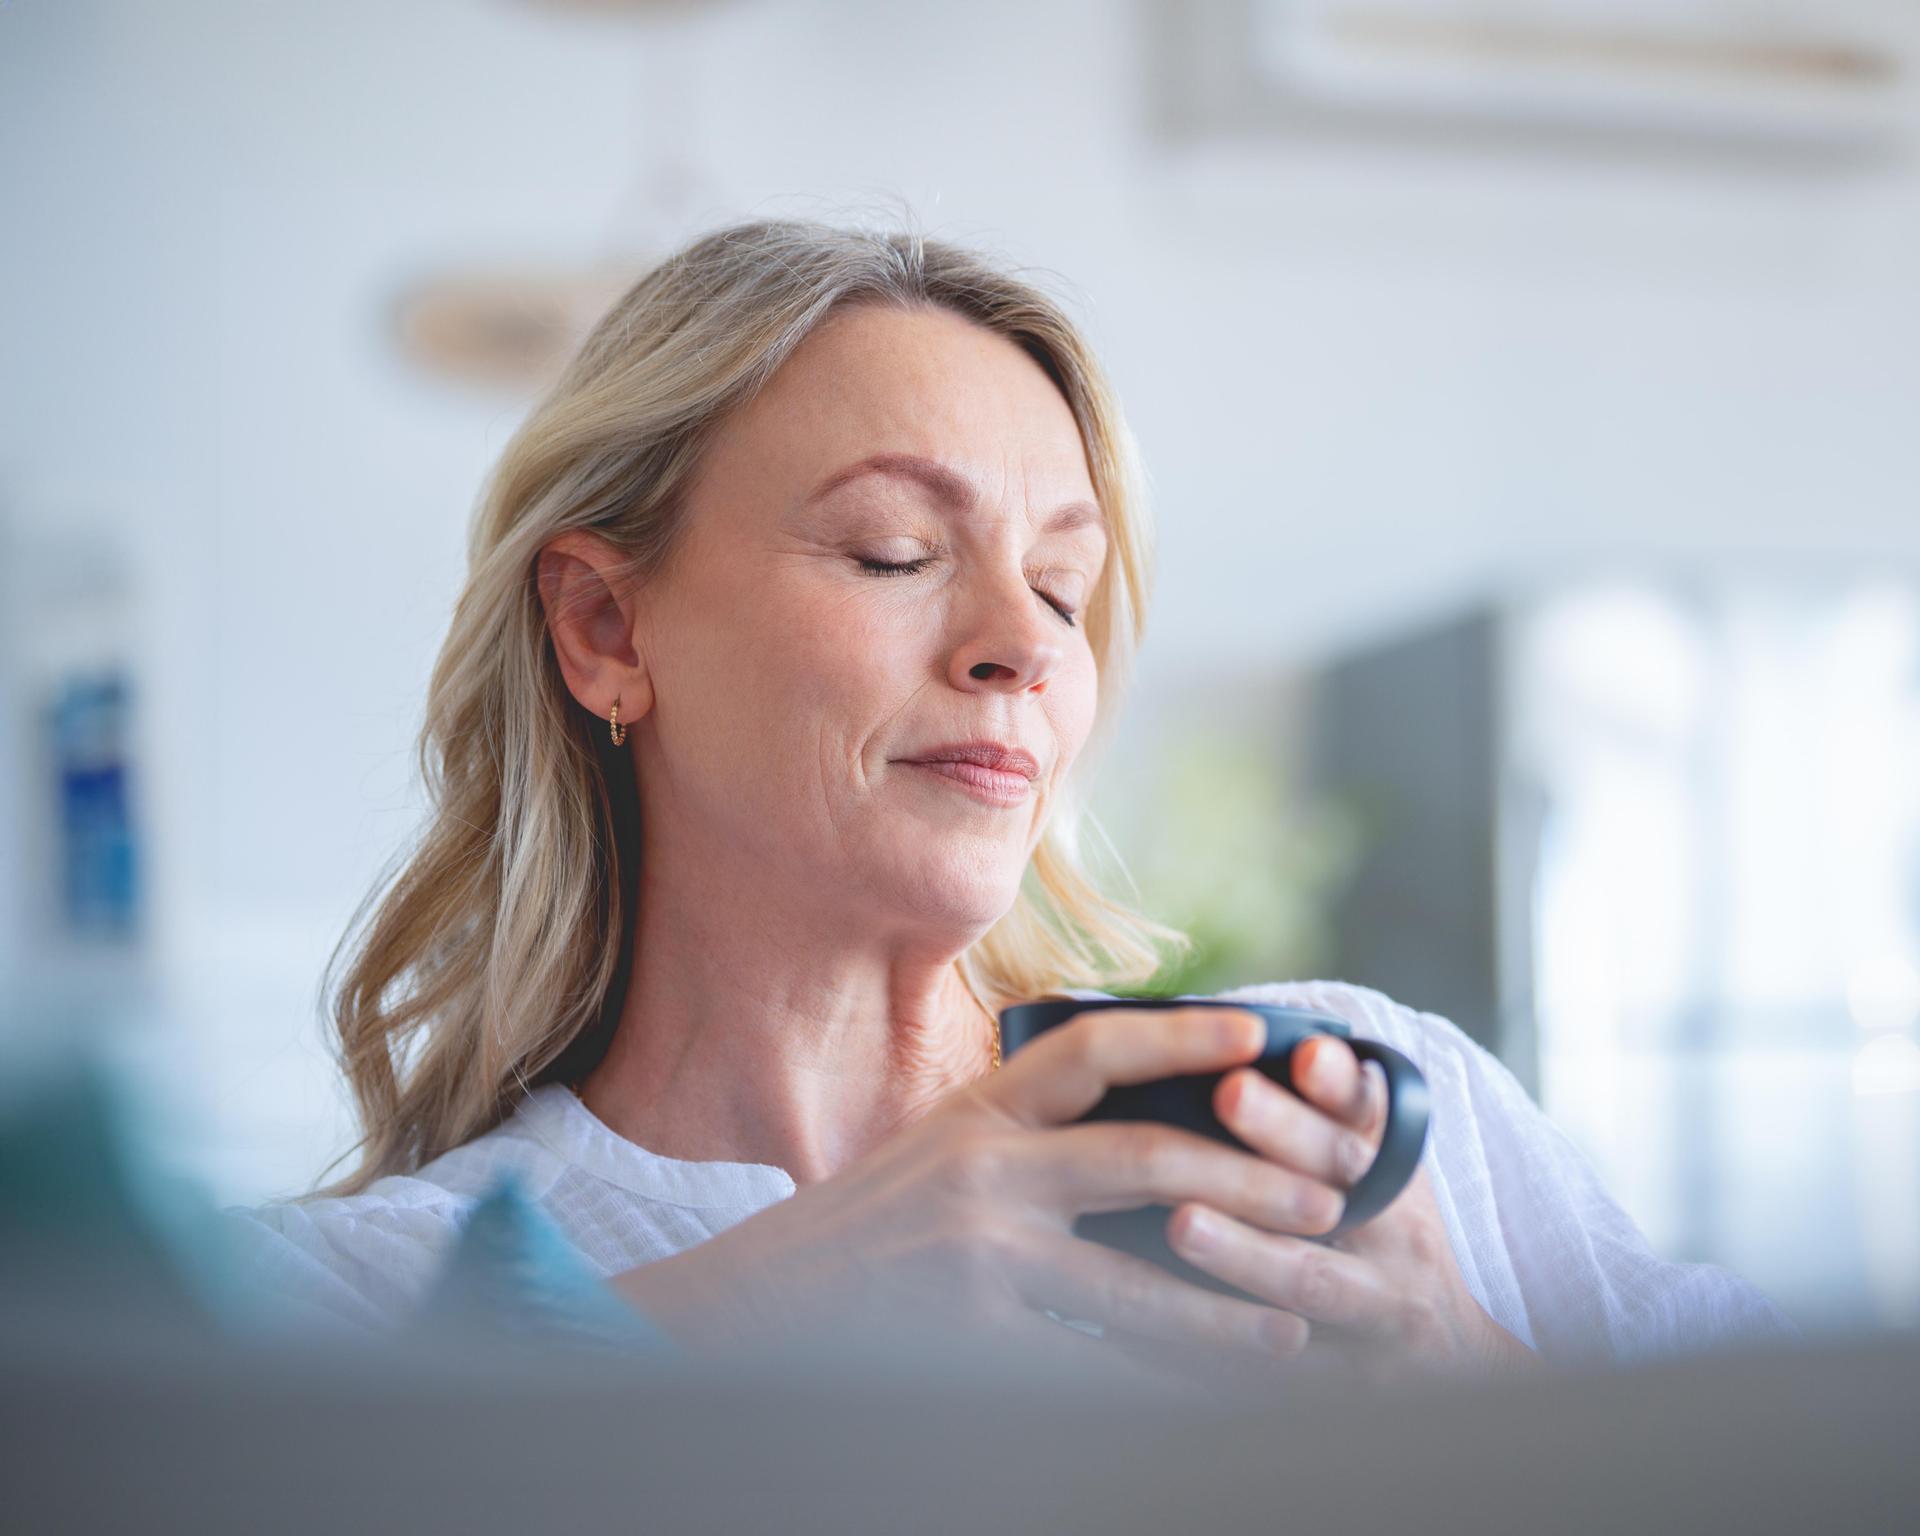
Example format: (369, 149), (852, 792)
(946, 563), (1068, 698)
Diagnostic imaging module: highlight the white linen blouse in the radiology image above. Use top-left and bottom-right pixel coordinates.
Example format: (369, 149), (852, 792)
(222, 978), (1801, 1365)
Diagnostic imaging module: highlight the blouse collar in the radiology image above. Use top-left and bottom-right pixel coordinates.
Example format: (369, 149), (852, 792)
(515, 1083), (797, 1209)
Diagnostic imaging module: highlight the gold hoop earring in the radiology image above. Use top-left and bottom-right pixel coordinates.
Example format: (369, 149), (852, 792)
(608, 700), (627, 746)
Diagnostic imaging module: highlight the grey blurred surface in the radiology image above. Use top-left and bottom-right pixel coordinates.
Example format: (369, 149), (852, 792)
(3, 1319), (1913, 1535)
(1310, 608), (1505, 1065)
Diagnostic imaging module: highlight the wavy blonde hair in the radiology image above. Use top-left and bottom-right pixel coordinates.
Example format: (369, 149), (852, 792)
(314, 214), (1191, 1195)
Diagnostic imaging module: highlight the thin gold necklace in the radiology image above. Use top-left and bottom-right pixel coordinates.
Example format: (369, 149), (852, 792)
(961, 971), (1003, 1073)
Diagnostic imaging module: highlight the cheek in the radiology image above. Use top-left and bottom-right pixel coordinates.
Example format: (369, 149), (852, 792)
(694, 584), (907, 787)
(1048, 650), (1101, 757)
(649, 581), (834, 790)
(772, 590), (915, 721)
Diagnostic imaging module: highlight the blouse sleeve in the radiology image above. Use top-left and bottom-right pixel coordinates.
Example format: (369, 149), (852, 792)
(218, 1186), (473, 1337)
(1208, 979), (1804, 1369)
(1434, 1009), (1805, 1367)
(219, 1171), (678, 1356)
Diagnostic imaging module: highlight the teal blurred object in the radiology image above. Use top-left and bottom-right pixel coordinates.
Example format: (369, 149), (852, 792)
(0, 1053), (672, 1354)
(0, 1055), (233, 1333)
(421, 1173), (678, 1356)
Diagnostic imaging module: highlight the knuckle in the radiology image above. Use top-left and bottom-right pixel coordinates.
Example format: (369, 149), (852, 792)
(934, 1146), (977, 1199)
(1295, 1252), (1336, 1314)
(1116, 1122), (1169, 1185)
(1266, 1167), (1332, 1233)
(1273, 1312), (1312, 1356)
(1059, 1015), (1099, 1068)
(1336, 1131), (1374, 1185)
(948, 1209), (1012, 1289)
(1229, 1150), (1277, 1217)
(1398, 1297), (1444, 1347)
(1063, 1016), (1119, 1089)
(949, 1134), (1009, 1197)
(1299, 1184), (1344, 1236)
(1407, 1220), (1446, 1267)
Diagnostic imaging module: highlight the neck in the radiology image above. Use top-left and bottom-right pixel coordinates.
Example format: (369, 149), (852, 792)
(576, 858), (1002, 1186)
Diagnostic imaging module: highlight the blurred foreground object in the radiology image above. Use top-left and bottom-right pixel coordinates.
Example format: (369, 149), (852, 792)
(0, 1054), (674, 1354)
(1, 1033), (1914, 1532)
(2, 1283), (1913, 1533)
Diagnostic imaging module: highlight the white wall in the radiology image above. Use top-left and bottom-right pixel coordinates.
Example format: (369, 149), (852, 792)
(4, 0), (1919, 1201)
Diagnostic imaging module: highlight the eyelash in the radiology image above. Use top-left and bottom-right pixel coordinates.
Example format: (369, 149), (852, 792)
(857, 556), (1079, 629)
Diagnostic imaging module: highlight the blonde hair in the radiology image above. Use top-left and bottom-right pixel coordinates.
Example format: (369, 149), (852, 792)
(314, 214), (1191, 1195)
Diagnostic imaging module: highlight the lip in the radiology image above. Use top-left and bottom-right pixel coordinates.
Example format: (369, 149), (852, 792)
(897, 740), (1040, 808)
(899, 740), (1040, 779)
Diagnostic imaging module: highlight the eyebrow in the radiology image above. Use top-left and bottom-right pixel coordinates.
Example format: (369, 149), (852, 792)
(802, 451), (1107, 536)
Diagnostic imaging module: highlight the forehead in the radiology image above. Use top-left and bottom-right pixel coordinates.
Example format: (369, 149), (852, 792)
(696, 303), (1099, 520)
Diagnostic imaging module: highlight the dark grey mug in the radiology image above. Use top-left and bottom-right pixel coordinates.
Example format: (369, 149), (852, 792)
(998, 996), (1431, 1307)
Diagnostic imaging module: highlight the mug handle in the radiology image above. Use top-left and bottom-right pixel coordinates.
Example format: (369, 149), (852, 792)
(1313, 1037), (1431, 1240)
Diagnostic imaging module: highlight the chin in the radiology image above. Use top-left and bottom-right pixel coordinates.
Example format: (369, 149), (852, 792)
(878, 852), (1024, 932)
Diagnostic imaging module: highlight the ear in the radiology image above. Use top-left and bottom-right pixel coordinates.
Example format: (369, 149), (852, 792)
(535, 530), (654, 726)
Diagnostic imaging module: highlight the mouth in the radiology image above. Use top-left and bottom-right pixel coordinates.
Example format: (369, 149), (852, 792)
(897, 740), (1040, 808)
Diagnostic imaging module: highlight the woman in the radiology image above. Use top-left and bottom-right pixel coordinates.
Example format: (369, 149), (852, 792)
(229, 216), (1795, 1383)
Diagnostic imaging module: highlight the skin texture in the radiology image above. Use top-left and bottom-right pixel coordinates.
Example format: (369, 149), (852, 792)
(539, 301), (1535, 1384)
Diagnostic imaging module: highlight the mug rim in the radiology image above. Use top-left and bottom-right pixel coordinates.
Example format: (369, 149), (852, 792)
(999, 997), (1356, 1053)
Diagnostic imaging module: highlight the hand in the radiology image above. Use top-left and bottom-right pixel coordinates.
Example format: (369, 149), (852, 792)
(1164, 1034), (1542, 1386)
(609, 1007), (1348, 1387)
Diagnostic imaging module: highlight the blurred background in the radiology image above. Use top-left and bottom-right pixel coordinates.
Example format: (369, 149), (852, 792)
(3, 0), (1917, 1343)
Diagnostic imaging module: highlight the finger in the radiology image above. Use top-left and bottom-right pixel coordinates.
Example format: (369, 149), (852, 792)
(1214, 1067), (1379, 1191)
(1037, 1118), (1344, 1238)
(1165, 1203), (1405, 1338)
(1012, 1225), (1312, 1360)
(1353, 1059), (1388, 1139)
(1295, 1037), (1374, 1134)
(988, 1006), (1266, 1128)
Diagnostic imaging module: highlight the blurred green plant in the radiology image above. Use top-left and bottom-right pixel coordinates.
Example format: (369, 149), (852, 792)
(1104, 727), (1366, 1000)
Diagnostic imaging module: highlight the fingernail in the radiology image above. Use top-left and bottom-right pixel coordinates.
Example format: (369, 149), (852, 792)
(1295, 1038), (1321, 1080)
(1339, 1133), (1372, 1184)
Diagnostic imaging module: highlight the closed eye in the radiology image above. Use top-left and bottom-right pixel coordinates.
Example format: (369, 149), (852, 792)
(856, 556), (1080, 629)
